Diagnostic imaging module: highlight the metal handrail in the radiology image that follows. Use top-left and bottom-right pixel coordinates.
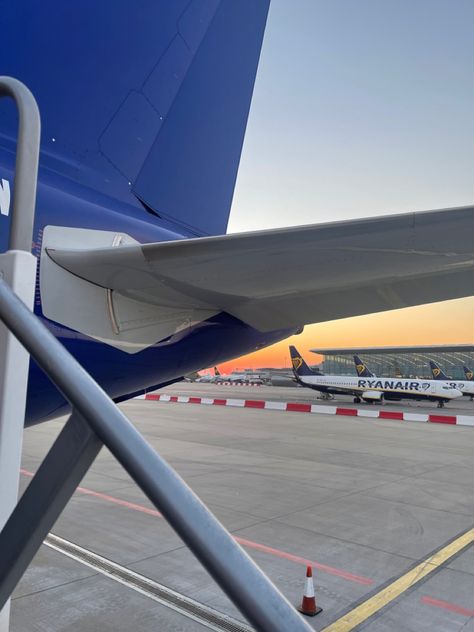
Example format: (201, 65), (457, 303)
(0, 277), (312, 631)
(0, 77), (40, 251)
(0, 77), (40, 632)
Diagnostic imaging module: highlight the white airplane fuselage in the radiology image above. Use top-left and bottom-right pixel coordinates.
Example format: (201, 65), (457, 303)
(296, 374), (462, 404)
(435, 380), (474, 397)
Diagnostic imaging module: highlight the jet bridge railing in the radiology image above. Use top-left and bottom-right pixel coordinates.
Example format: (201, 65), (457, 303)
(0, 78), (312, 632)
(0, 76), (40, 632)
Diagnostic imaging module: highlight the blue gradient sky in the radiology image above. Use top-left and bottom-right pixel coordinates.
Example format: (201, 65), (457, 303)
(221, 0), (474, 371)
(230, 0), (474, 232)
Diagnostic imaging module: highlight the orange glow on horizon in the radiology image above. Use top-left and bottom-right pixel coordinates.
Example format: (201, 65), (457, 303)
(213, 297), (474, 374)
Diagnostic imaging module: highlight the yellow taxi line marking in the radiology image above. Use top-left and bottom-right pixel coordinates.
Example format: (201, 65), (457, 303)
(321, 527), (474, 632)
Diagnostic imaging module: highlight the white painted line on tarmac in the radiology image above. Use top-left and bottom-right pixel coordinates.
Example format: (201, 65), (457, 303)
(311, 405), (336, 414)
(264, 401), (286, 410)
(226, 398), (246, 407)
(457, 415), (474, 426)
(403, 413), (429, 422)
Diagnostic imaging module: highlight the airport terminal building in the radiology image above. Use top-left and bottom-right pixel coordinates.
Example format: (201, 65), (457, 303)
(312, 345), (474, 380)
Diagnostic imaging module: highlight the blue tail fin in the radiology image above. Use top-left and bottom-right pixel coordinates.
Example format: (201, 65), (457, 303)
(464, 365), (474, 381)
(353, 355), (375, 378)
(0, 0), (269, 236)
(289, 346), (314, 377)
(429, 360), (449, 380)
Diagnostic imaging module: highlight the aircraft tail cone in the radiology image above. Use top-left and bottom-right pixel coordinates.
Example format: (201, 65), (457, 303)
(297, 566), (322, 617)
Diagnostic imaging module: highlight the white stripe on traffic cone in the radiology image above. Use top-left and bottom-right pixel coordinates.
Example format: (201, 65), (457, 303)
(297, 566), (322, 617)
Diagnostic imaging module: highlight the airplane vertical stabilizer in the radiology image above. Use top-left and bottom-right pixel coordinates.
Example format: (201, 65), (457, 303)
(289, 346), (314, 377)
(0, 0), (270, 236)
(429, 360), (450, 380)
(353, 355), (375, 378)
(464, 365), (474, 381)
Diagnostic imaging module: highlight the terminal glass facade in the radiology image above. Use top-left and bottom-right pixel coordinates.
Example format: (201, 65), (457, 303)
(316, 346), (474, 380)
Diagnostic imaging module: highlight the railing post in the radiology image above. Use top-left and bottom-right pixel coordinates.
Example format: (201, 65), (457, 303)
(0, 77), (40, 631)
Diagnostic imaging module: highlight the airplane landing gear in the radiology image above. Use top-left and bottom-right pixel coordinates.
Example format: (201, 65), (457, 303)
(437, 400), (445, 408)
(353, 396), (361, 404)
(319, 392), (334, 401)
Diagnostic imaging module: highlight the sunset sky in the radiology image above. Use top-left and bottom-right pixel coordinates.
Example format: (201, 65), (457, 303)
(216, 0), (474, 374)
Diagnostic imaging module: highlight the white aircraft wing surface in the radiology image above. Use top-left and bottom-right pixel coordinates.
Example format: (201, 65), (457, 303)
(47, 205), (474, 332)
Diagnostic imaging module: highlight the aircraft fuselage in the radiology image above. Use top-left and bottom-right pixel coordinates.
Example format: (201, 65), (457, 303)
(295, 373), (462, 405)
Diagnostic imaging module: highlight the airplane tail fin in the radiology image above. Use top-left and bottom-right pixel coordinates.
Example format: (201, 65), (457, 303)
(289, 346), (314, 377)
(464, 365), (474, 381)
(1, 0), (270, 236)
(353, 355), (375, 378)
(214, 366), (221, 377)
(429, 360), (449, 380)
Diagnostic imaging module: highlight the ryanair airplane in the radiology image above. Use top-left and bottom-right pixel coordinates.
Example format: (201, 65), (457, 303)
(429, 360), (474, 398)
(289, 347), (462, 408)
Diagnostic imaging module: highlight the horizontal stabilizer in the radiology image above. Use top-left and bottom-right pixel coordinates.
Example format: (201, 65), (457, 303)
(46, 205), (474, 333)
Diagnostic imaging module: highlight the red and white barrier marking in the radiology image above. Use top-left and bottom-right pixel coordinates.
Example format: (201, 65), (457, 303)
(141, 393), (474, 427)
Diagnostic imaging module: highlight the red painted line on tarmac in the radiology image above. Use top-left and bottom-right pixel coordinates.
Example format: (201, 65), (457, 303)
(244, 400), (265, 408)
(336, 408), (358, 416)
(428, 415), (457, 424)
(234, 537), (373, 585)
(141, 396), (474, 427)
(20, 469), (164, 517)
(421, 596), (474, 617)
(379, 411), (404, 420)
(20, 468), (373, 586)
(286, 402), (312, 413)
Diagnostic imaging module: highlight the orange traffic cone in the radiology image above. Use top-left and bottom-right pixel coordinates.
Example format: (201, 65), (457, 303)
(298, 566), (322, 616)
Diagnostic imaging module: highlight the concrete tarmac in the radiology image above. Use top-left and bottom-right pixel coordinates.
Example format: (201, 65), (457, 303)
(11, 385), (474, 631)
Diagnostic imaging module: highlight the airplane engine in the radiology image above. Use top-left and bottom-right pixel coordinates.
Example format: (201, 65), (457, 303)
(362, 390), (383, 401)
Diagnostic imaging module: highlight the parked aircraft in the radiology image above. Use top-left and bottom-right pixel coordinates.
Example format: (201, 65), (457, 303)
(3, 2), (474, 426)
(196, 368), (221, 384)
(219, 372), (265, 385)
(290, 347), (462, 407)
(428, 360), (474, 398)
